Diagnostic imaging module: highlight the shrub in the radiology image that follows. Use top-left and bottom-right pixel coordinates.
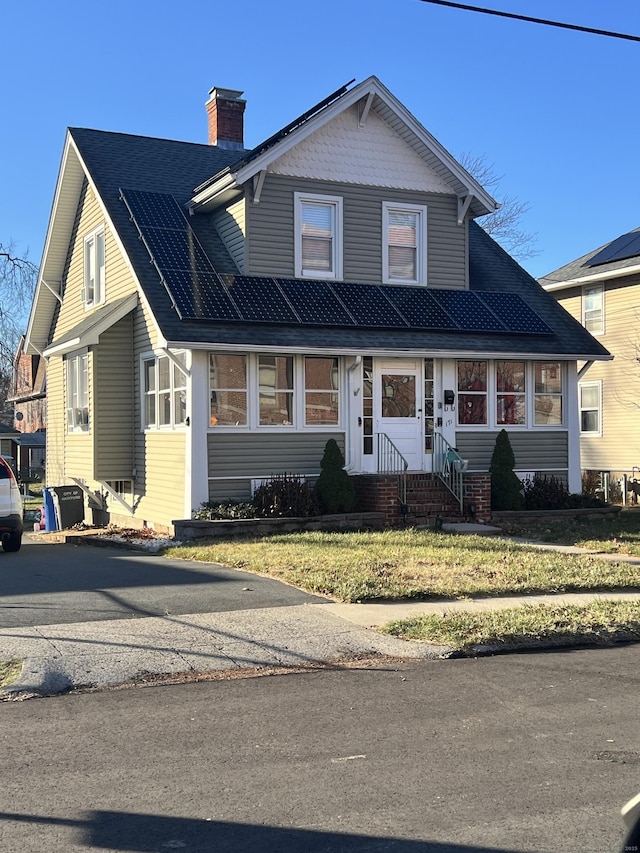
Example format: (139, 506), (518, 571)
(315, 439), (358, 514)
(489, 429), (524, 511)
(522, 474), (571, 510)
(193, 500), (256, 520)
(252, 473), (320, 518)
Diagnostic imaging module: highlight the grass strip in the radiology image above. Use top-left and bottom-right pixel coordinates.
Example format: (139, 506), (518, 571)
(379, 600), (640, 653)
(0, 660), (22, 688)
(166, 528), (640, 602)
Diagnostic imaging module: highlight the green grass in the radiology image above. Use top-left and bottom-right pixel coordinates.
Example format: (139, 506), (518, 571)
(497, 507), (640, 556)
(166, 527), (640, 603)
(0, 660), (22, 688)
(380, 600), (640, 653)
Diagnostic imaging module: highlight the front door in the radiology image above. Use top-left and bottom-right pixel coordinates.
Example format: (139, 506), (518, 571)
(376, 360), (423, 470)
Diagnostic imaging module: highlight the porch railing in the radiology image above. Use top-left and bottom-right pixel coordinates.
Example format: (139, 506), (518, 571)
(377, 432), (408, 509)
(433, 432), (465, 512)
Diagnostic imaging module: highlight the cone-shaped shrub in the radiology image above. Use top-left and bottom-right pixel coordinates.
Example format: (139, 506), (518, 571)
(489, 429), (524, 510)
(315, 439), (357, 514)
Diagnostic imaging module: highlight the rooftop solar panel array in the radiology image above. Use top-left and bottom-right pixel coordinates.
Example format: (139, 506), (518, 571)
(585, 231), (640, 267)
(120, 188), (553, 335)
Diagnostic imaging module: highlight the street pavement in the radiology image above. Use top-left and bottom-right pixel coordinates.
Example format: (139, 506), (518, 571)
(2, 530), (640, 700)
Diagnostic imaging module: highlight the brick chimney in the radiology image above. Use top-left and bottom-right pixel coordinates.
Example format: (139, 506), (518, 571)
(206, 87), (246, 150)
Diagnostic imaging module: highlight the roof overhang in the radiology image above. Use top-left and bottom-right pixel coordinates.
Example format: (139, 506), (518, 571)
(44, 293), (138, 357)
(541, 261), (640, 292)
(165, 339), (612, 362)
(190, 76), (498, 218)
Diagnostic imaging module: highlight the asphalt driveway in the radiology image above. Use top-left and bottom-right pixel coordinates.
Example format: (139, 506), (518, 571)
(0, 538), (327, 629)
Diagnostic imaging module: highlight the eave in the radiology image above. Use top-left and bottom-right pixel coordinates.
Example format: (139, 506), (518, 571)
(541, 260), (640, 292)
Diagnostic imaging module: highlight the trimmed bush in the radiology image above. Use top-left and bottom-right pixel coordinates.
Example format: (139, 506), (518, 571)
(315, 439), (357, 514)
(252, 473), (320, 518)
(489, 429), (524, 511)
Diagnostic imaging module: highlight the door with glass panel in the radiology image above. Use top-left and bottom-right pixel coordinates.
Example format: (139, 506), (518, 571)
(375, 360), (423, 470)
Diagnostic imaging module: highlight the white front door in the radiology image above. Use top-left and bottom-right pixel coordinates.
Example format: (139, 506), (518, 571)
(376, 359), (423, 470)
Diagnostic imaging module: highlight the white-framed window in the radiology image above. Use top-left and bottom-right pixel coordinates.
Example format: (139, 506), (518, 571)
(294, 193), (343, 279)
(455, 360), (564, 428)
(457, 361), (487, 425)
(209, 353), (342, 430)
(579, 380), (602, 436)
(66, 351), (89, 433)
(83, 227), (105, 307)
(382, 202), (427, 285)
(496, 361), (526, 426)
(142, 351), (187, 429)
(582, 284), (604, 334)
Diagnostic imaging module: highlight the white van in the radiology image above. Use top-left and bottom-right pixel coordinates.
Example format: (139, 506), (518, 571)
(0, 457), (23, 552)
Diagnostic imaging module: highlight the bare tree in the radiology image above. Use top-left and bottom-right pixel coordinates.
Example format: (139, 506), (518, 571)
(459, 152), (538, 262)
(0, 243), (38, 413)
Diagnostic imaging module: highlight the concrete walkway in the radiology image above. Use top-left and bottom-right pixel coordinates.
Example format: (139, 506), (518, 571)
(2, 530), (640, 700)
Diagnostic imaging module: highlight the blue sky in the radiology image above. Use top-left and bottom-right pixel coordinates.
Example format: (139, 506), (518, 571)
(2, 0), (639, 284)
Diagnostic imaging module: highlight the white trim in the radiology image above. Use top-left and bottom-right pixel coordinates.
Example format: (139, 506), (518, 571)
(566, 361), (581, 492)
(83, 225), (106, 309)
(578, 378), (602, 437)
(140, 349), (188, 431)
(541, 261), (640, 291)
(382, 202), (427, 285)
(294, 192), (343, 280)
(581, 283), (604, 335)
(186, 350), (209, 518)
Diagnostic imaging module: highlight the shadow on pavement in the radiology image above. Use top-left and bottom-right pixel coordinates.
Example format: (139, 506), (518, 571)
(0, 809), (522, 852)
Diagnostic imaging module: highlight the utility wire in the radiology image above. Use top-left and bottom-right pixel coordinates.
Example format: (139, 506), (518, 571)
(418, 0), (640, 43)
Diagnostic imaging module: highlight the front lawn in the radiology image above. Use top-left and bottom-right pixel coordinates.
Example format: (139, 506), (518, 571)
(380, 600), (640, 654)
(166, 528), (640, 603)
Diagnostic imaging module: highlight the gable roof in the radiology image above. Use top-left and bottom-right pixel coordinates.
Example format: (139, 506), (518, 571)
(540, 226), (640, 292)
(25, 77), (610, 364)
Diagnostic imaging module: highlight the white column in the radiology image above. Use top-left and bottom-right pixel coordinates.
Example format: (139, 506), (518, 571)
(184, 350), (209, 518)
(566, 361), (582, 493)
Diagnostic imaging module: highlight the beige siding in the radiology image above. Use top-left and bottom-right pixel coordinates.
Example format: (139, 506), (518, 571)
(93, 315), (134, 479)
(129, 432), (187, 529)
(52, 183), (137, 341)
(556, 276), (640, 472)
(245, 174), (467, 288)
(214, 198), (246, 272)
(45, 357), (66, 484)
(207, 432), (344, 501)
(455, 430), (568, 473)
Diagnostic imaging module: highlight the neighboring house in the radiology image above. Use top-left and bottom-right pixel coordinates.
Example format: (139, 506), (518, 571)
(540, 228), (640, 494)
(24, 76), (609, 533)
(8, 336), (46, 478)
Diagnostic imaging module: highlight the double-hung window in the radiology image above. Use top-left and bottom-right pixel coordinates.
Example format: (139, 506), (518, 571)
(259, 355), (294, 425)
(304, 357), (339, 425)
(534, 362), (563, 425)
(210, 354), (247, 426)
(142, 352), (187, 429)
(457, 361), (487, 425)
(582, 284), (604, 334)
(496, 361), (526, 425)
(295, 193), (343, 279)
(383, 202), (427, 284)
(84, 227), (105, 307)
(66, 352), (89, 433)
(579, 381), (602, 435)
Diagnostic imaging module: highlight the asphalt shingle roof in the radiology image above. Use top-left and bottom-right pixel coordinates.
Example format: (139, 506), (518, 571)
(539, 226), (640, 285)
(69, 127), (610, 360)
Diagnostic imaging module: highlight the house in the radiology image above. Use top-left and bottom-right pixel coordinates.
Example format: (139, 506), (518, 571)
(8, 336), (46, 479)
(540, 228), (640, 498)
(23, 76), (610, 533)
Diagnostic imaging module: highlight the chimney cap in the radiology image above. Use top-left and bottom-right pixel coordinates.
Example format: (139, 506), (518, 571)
(207, 87), (245, 103)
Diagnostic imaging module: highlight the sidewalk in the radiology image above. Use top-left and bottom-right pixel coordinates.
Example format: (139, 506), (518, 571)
(2, 530), (640, 700)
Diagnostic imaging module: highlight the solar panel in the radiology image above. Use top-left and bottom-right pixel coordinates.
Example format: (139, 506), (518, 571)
(140, 227), (212, 273)
(380, 285), (456, 329)
(478, 292), (553, 335)
(161, 269), (241, 321)
(219, 275), (299, 324)
(432, 289), (506, 331)
(120, 188), (189, 230)
(276, 278), (356, 326)
(585, 231), (640, 267)
(330, 282), (407, 328)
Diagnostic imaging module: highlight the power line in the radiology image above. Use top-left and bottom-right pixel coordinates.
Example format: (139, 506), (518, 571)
(418, 0), (640, 43)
